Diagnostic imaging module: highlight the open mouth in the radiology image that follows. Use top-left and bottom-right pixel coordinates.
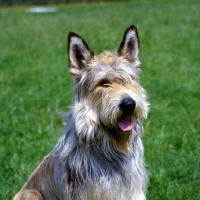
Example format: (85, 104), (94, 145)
(117, 115), (134, 132)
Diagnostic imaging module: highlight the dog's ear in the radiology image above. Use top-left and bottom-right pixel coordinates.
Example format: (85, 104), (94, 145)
(117, 25), (140, 62)
(68, 32), (94, 81)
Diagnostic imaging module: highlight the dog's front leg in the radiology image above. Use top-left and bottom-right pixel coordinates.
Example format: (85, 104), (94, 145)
(13, 189), (43, 200)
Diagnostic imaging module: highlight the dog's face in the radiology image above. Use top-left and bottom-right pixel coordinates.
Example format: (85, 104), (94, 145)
(68, 26), (149, 144)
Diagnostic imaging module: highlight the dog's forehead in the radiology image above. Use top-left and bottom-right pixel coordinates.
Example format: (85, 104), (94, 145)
(90, 53), (137, 76)
(97, 52), (114, 66)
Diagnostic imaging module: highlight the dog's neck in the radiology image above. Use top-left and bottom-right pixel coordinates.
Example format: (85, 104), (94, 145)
(112, 131), (131, 153)
(102, 126), (131, 154)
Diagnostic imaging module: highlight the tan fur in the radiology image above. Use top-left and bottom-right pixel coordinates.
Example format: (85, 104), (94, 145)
(14, 25), (149, 200)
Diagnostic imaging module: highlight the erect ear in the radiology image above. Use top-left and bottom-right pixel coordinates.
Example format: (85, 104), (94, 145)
(68, 32), (94, 81)
(117, 25), (140, 62)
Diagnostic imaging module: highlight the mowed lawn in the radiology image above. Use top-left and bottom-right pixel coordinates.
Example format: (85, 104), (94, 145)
(0, 0), (200, 199)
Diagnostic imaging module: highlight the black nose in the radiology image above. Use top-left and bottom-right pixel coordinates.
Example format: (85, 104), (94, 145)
(119, 98), (136, 114)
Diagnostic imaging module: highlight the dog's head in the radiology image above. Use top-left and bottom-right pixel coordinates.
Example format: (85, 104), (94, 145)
(68, 25), (149, 148)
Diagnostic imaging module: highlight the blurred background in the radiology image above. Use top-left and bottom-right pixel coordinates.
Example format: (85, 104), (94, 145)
(3, 0), (125, 6)
(0, 0), (199, 199)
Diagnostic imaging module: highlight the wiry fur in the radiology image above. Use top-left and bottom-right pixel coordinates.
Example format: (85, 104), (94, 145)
(14, 25), (149, 200)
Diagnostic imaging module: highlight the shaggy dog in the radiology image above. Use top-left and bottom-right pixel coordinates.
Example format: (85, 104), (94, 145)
(14, 25), (149, 200)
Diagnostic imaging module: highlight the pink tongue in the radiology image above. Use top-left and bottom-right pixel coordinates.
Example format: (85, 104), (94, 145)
(117, 116), (134, 132)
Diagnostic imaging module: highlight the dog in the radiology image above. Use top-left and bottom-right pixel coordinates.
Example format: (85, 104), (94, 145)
(14, 25), (149, 200)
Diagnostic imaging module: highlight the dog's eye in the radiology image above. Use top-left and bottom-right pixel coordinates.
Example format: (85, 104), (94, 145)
(99, 79), (111, 87)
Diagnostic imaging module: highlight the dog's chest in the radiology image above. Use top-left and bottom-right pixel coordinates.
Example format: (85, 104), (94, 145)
(83, 175), (144, 200)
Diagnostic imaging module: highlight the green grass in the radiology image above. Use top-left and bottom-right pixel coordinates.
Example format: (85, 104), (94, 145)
(0, 0), (200, 199)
